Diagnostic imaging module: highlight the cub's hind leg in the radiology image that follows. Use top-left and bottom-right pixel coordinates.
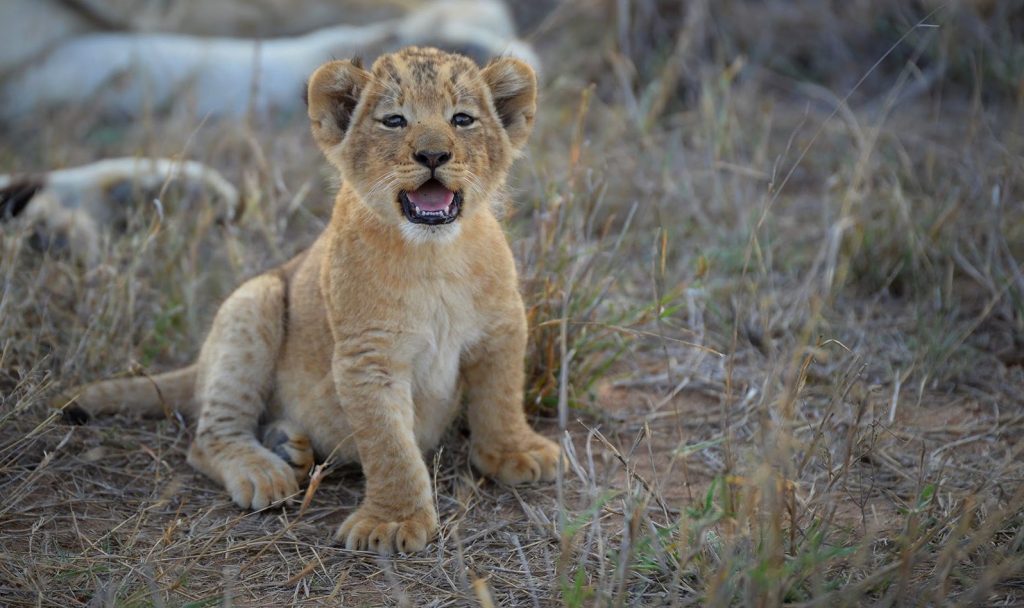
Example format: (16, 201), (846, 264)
(186, 273), (299, 510)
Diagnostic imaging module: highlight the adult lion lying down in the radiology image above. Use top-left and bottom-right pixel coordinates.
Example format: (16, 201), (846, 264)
(0, 0), (538, 121)
(57, 47), (562, 555)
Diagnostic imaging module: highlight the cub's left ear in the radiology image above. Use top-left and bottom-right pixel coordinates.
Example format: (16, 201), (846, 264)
(481, 57), (537, 153)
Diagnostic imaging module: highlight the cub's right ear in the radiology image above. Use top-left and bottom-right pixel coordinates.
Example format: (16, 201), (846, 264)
(306, 60), (371, 151)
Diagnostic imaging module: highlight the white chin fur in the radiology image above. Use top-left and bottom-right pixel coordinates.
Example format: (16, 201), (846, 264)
(398, 221), (462, 245)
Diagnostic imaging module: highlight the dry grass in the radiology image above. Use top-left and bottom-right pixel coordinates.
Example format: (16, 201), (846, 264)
(2, 1), (1024, 605)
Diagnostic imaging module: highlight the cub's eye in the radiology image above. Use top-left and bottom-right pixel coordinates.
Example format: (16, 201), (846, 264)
(451, 113), (475, 127)
(381, 115), (407, 129)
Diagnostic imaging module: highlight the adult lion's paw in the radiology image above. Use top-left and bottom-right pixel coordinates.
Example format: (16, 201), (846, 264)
(335, 505), (438, 555)
(471, 434), (564, 485)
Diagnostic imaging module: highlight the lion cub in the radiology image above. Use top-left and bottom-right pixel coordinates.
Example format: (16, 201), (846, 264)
(60, 47), (561, 554)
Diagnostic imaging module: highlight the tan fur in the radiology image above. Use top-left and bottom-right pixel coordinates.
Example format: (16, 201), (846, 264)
(59, 47), (561, 555)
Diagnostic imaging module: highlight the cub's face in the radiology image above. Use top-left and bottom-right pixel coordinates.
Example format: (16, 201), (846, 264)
(307, 47), (536, 243)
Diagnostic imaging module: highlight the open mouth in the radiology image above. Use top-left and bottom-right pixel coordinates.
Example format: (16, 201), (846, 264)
(399, 179), (462, 225)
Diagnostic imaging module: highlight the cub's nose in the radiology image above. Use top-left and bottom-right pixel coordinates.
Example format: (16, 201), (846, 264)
(413, 150), (451, 169)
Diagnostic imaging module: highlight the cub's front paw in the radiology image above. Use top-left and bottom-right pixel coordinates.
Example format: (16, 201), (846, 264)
(336, 504), (438, 555)
(471, 434), (563, 485)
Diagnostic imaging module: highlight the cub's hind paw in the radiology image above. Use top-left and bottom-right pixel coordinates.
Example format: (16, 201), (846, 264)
(189, 443), (299, 510)
(223, 452), (299, 510)
(471, 434), (563, 485)
(260, 420), (314, 481)
(335, 505), (438, 555)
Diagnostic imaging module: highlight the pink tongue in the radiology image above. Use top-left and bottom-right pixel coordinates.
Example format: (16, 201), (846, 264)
(406, 180), (455, 211)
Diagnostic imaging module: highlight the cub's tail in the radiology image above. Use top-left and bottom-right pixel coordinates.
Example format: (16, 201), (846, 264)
(54, 365), (198, 424)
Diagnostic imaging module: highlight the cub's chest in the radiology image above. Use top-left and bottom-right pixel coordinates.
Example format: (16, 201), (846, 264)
(404, 279), (485, 398)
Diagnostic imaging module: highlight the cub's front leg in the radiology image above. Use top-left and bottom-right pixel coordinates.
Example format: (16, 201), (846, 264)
(331, 334), (438, 554)
(464, 304), (563, 485)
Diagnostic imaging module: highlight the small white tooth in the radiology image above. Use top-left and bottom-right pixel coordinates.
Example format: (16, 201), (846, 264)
(414, 205), (421, 214)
